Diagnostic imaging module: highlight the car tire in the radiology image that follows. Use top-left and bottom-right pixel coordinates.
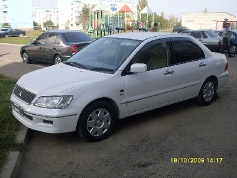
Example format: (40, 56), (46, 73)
(77, 101), (117, 142)
(5, 34), (8, 37)
(22, 51), (31, 64)
(19, 34), (24, 37)
(230, 44), (237, 54)
(196, 78), (216, 106)
(54, 55), (62, 64)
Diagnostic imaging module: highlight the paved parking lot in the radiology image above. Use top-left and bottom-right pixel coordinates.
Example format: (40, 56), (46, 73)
(0, 43), (237, 178)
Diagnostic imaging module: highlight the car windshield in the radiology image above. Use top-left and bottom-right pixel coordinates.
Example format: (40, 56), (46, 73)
(205, 30), (220, 38)
(65, 37), (141, 73)
(63, 32), (92, 42)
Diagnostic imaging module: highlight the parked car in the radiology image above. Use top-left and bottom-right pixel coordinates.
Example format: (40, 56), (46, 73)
(182, 30), (222, 52)
(173, 26), (189, 33)
(0, 28), (10, 37)
(5, 29), (26, 37)
(11, 32), (229, 142)
(20, 30), (93, 64)
(216, 30), (237, 54)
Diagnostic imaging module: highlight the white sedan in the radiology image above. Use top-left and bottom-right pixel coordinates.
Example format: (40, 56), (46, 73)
(10, 32), (229, 142)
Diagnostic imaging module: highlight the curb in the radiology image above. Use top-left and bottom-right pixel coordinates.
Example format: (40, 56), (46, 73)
(0, 125), (29, 178)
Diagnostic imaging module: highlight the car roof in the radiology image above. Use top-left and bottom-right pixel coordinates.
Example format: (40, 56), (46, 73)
(45, 29), (84, 34)
(104, 32), (187, 41)
(183, 29), (214, 32)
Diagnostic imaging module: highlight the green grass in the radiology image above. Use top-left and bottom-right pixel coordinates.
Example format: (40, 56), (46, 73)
(0, 75), (21, 168)
(0, 30), (44, 44)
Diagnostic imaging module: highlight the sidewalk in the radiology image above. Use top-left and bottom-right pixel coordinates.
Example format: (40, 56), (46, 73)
(0, 125), (29, 178)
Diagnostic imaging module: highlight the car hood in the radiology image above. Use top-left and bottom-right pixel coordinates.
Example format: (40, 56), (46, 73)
(16, 63), (112, 96)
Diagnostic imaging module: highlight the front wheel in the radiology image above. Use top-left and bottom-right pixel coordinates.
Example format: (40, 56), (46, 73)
(196, 78), (216, 106)
(77, 101), (117, 142)
(54, 55), (62, 64)
(22, 51), (31, 64)
(230, 44), (237, 54)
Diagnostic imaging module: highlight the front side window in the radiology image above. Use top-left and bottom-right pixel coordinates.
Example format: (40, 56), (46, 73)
(133, 41), (171, 71)
(205, 30), (220, 38)
(35, 33), (48, 45)
(172, 40), (205, 64)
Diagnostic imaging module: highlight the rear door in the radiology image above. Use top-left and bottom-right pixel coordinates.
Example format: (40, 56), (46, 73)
(170, 37), (207, 99)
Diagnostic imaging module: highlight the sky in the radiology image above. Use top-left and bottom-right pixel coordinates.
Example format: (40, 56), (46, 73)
(32, 0), (237, 19)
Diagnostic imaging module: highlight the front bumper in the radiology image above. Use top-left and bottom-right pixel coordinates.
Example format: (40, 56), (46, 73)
(10, 95), (82, 134)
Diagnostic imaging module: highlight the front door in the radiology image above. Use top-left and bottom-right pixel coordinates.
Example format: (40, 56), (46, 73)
(125, 39), (177, 115)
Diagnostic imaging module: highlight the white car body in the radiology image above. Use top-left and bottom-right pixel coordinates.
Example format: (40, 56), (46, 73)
(10, 32), (229, 141)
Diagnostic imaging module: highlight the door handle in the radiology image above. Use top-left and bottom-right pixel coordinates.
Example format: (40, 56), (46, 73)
(199, 62), (206, 67)
(163, 69), (174, 75)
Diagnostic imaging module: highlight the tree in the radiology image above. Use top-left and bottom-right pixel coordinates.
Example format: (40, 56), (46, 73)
(168, 15), (179, 28)
(137, 0), (148, 23)
(1, 23), (11, 28)
(161, 12), (164, 18)
(43, 20), (54, 30)
(79, 4), (94, 31)
(33, 21), (41, 30)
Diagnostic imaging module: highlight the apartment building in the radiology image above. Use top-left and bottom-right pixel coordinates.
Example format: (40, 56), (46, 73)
(0, 0), (33, 29)
(58, 0), (82, 30)
(33, 7), (58, 29)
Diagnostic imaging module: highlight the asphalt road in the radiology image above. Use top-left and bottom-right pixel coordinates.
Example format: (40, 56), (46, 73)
(0, 43), (237, 178)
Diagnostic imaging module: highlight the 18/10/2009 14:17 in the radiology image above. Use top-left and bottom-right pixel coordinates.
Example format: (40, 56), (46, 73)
(170, 157), (223, 163)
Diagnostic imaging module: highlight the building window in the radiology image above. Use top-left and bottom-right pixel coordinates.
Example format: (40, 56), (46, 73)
(186, 20), (194, 23)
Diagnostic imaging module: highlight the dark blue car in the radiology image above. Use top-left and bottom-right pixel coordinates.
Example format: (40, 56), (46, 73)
(216, 30), (237, 54)
(229, 30), (237, 54)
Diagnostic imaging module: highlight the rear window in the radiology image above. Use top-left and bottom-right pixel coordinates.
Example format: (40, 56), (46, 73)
(63, 32), (92, 42)
(205, 31), (220, 38)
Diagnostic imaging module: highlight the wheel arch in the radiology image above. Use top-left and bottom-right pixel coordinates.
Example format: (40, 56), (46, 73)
(77, 97), (120, 123)
(21, 50), (26, 58)
(204, 75), (218, 89)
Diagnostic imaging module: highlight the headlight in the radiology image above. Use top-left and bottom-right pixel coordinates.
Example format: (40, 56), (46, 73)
(34, 95), (73, 109)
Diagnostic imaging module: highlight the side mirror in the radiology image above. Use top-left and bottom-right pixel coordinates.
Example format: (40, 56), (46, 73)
(30, 39), (36, 44)
(130, 63), (147, 73)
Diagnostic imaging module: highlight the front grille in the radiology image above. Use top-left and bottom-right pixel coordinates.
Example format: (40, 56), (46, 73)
(13, 84), (36, 104)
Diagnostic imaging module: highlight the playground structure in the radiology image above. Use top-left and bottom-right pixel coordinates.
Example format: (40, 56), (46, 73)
(87, 3), (156, 38)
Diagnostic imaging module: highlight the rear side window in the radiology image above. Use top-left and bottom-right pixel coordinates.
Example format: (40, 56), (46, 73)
(63, 32), (92, 42)
(172, 40), (205, 64)
(191, 31), (201, 38)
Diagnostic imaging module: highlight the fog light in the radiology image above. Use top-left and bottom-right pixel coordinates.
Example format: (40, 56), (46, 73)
(43, 120), (53, 125)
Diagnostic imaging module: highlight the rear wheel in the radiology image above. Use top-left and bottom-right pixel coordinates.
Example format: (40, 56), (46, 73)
(196, 78), (216, 106)
(77, 101), (117, 142)
(22, 51), (31, 64)
(54, 55), (62, 64)
(230, 44), (237, 54)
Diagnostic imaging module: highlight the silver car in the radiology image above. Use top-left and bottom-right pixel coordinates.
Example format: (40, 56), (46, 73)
(182, 30), (221, 52)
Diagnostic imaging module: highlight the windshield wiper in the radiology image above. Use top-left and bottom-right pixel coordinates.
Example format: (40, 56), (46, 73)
(90, 67), (115, 73)
(64, 62), (88, 69)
